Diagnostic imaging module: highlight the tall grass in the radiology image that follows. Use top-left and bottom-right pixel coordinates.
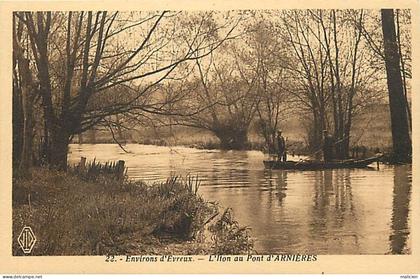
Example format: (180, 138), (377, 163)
(68, 158), (128, 182)
(13, 168), (253, 255)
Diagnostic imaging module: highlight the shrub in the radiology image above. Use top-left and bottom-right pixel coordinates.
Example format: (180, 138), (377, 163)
(209, 208), (253, 254)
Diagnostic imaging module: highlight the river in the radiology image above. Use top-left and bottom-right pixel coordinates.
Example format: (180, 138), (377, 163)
(68, 144), (412, 255)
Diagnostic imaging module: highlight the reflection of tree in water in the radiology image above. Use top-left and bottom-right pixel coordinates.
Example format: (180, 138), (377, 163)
(389, 165), (411, 254)
(276, 170), (288, 203)
(310, 171), (331, 235)
(264, 169), (288, 206)
(332, 169), (356, 227)
(255, 169), (294, 253)
(310, 169), (359, 253)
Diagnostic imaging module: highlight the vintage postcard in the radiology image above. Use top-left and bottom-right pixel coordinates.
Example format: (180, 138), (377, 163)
(0, 0), (419, 274)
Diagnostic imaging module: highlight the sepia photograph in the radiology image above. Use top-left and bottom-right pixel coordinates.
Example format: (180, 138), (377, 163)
(1, 1), (418, 274)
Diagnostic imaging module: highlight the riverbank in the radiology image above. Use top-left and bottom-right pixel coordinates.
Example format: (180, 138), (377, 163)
(73, 136), (388, 160)
(73, 103), (394, 155)
(12, 168), (253, 255)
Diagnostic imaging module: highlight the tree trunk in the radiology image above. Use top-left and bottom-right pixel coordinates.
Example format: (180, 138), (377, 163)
(115, 114), (125, 144)
(231, 130), (248, 150)
(17, 58), (36, 177)
(19, 89), (34, 176)
(88, 129), (96, 143)
(395, 10), (412, 134)
(215, 128), (248, 150)
(381, 9), (412, 162)
(308, 111), (323, 157)
(13, 77), (24, 169)
(49, 129), (70, 170)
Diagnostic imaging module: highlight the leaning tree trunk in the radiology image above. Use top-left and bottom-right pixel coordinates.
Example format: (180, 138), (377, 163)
(381, 9), (412, 162)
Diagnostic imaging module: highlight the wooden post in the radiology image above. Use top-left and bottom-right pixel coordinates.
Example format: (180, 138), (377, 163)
(116, 160), (125, 181)
(79, 157), (86, 172)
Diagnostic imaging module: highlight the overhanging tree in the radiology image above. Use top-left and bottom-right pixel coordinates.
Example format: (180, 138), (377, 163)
(14, 11), (241, 169)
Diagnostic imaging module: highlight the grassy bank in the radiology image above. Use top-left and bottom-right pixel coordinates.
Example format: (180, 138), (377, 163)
(13, 168), (253, 255)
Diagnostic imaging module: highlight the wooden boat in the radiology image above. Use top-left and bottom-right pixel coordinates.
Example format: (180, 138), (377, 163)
(263, 156), (382, 170)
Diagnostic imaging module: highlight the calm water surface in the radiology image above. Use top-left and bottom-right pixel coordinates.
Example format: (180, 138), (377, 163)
(68, 144), (412, 254)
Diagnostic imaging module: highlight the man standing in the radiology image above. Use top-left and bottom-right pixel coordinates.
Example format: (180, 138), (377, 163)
(322, 130), (334, 162)
(276, 130), (286, 162)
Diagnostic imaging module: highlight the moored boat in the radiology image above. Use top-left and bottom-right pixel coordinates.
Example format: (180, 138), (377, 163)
(263, 156), (382, 170)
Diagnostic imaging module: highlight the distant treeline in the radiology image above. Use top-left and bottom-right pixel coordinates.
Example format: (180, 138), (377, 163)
(74, 103), (393, 153)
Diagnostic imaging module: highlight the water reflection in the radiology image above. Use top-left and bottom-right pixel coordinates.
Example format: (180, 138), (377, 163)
(389, 165), (411, 254)
(68, 144), (411, 254)
(307, 170), (360, 254)
(266, 170), (287, 205)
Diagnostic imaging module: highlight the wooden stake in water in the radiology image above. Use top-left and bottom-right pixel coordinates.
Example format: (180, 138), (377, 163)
(116, 160), (125, 181)
(79, 157), (86, 172)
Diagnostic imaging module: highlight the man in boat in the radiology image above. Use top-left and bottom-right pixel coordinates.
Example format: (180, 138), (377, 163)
(276, 130), (286, 162)
(322, 130), (334, 162)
